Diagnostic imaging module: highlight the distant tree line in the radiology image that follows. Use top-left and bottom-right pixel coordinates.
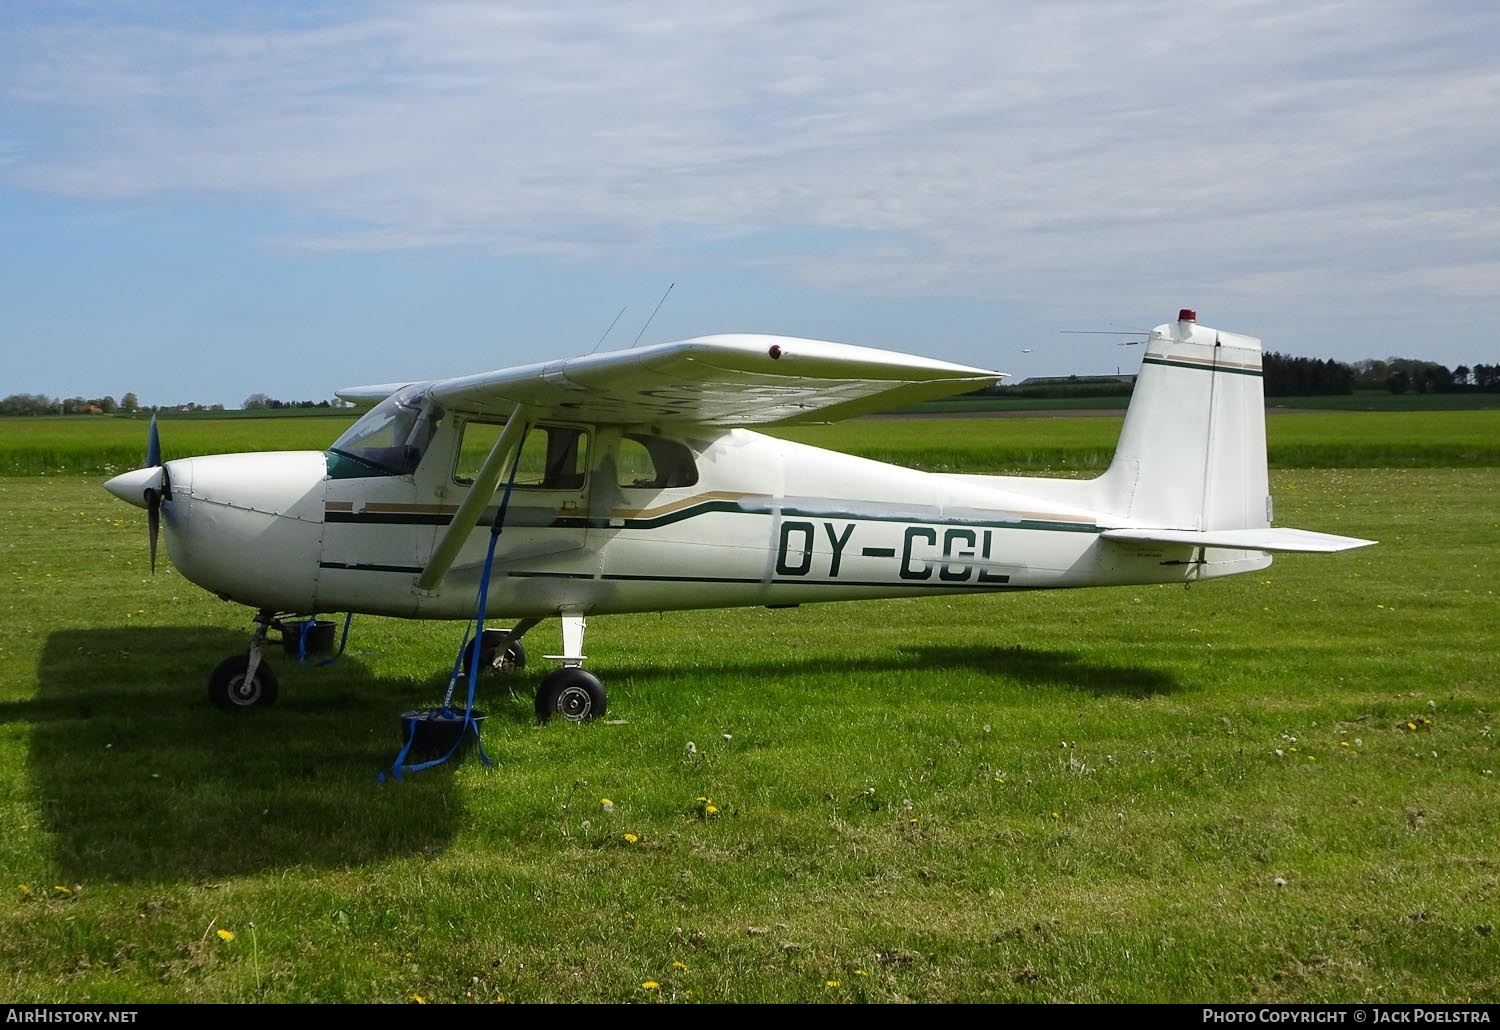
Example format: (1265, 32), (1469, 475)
(1263, 353), (1355, 395)
(1216, 354), (1499, 397)
(1350, 358), (1497, 394)
(0, 392), (142, 416)
(241, 393), (344, 410)
(971, 354), (1500, 401)
(7, 358), (1497, 417)
(989, 378), (1134, 400)
(0, 391), (352, 415)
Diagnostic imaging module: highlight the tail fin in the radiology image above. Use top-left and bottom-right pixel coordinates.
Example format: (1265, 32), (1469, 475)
(1095, 310), (1374, 554)
(1095, 309), (1268, 531)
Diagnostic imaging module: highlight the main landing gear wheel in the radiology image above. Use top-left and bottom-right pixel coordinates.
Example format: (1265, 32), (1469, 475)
(208, 654), (279, 710)
(463, 632), (527, 676)
(535, 667), (606, 724)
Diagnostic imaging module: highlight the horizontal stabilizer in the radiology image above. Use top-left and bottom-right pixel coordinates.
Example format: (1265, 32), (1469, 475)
(1102, 527), (1377, 553)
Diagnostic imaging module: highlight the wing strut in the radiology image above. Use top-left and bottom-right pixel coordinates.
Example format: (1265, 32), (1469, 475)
(416, 407), (533, 592)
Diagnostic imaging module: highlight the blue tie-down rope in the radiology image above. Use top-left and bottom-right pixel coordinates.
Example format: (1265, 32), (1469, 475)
(383, 444), (522, 783)
(294, 613), (354, 667)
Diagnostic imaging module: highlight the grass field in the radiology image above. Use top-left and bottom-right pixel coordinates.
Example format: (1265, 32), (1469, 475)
(5, 409), (1500, 476)
(0, 415), (1496, 1003)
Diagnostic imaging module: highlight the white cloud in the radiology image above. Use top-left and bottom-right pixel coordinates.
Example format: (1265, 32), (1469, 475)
(3, 0), (1497, 313)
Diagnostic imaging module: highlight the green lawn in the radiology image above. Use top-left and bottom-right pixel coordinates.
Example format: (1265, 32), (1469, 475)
(0, 419), (1496, 1003)
(5, 408), (1500, 476)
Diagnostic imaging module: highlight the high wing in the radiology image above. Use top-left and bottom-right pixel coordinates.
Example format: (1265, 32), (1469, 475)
(338, 334), (1005, 425)
(339, 334), (1004, 591)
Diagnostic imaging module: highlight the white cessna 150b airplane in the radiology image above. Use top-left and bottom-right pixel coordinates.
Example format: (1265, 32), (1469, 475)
(104, 309), (1374, 723)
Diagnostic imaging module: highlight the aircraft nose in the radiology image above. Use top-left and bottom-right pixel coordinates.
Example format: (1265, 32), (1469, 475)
(164, 451), (328, 610)
(103, 466), (164, 510)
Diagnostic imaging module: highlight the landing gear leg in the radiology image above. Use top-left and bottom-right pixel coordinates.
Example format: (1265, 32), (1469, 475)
(535, 612), (605, 723)
(209, 609), (279, 710)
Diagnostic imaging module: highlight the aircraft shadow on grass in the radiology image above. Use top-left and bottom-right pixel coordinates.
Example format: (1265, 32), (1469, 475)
(602, 643), (1181, 701)
(15, 627), (467, 884)
(11, 627), (1178, 882)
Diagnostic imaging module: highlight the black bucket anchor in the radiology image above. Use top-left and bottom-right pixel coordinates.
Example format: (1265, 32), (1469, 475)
(398, 707), (487, 762)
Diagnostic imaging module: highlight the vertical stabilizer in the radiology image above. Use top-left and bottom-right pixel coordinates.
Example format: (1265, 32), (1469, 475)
(1095, 310), (1270, 532)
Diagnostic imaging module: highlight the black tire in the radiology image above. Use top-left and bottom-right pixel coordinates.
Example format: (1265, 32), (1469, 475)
(535, 667), (606, 723)
(208, 654), (279, 710)
(462, 633), (527, 676)
(499, 638), (526, 671)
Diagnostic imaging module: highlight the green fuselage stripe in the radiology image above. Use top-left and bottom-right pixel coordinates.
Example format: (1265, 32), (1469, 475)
(326, 500), (1100, 536)
(1141, 356), (1263, 377)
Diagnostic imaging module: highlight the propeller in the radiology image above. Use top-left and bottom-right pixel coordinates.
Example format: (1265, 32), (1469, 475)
(144, 416), (162, 573)
(146, 414), (160, 467)
(103, 416), (168, 573)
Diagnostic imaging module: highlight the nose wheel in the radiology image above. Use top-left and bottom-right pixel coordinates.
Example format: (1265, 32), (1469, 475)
(208, 653), (279, 710)
(208, 609), (280, 710)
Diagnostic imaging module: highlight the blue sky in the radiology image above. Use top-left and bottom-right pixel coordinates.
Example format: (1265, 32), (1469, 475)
(3, 1), (1496, 408)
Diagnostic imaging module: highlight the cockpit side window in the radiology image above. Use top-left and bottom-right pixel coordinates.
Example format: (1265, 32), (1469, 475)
(616, 433), (699, 489)
(455, 420), (589, 491)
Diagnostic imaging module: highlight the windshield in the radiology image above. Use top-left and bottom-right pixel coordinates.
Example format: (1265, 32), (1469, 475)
(329, 384), (438, 476)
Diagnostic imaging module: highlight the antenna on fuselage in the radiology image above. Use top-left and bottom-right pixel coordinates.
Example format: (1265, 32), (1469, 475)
(630, 282), (675, 349)
(1060, 324), (1150, 346)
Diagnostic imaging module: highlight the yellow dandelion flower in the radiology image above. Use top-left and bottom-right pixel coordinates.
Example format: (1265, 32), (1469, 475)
(1307, 756), (1316, 762)
(601, 798), (614, 812)
(411, 993), (426, 1005)
(705, 804), (718, 816)
(855, 969), (868, 977)
(696, 796), (708, 803)
(1051, 811), (1061, 820)
(1407, 722), (1417, 731)
(672, 961), (689, 971)
(216, 928), (235, 941)
(1339, 741), (1351, 747)
(18, 885), (31, 895)
(826, 980), (840, 988)
(53, 885), (70, 895)
(624, 833), (638, 843)
(642, 981), (660, 991)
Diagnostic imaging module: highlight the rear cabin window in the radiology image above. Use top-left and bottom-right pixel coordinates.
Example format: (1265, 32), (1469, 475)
(455, 422), (589, 490)
(617, 434), (699, 489)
